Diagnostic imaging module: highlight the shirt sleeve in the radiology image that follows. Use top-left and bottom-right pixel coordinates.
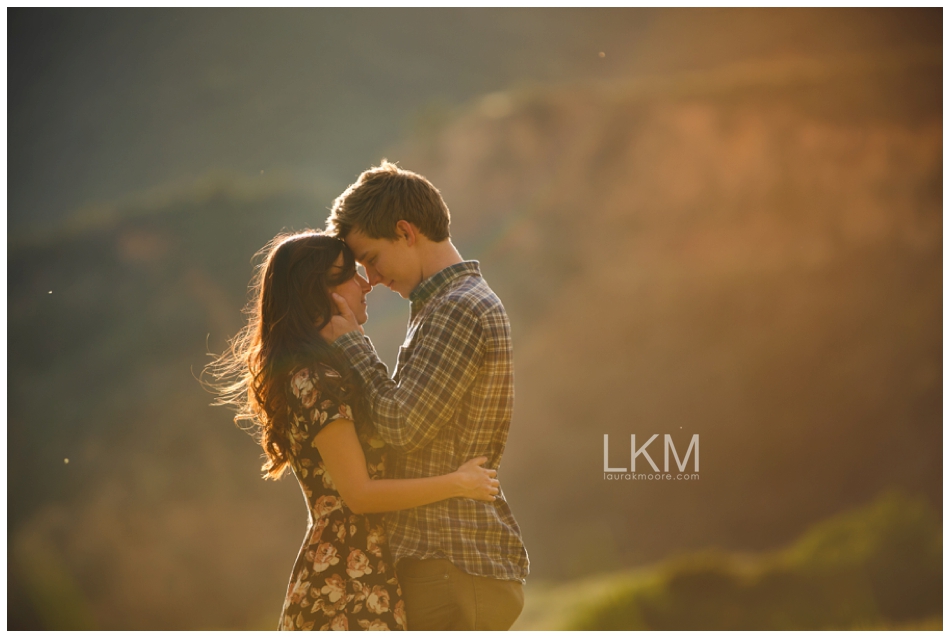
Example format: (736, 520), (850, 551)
(334, 302), (484, 453)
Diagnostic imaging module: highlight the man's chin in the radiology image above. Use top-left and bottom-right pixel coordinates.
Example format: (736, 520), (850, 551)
(385, 281), (408, 298)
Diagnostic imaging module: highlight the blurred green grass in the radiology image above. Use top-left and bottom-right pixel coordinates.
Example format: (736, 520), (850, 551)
(515, 490), (941, 630)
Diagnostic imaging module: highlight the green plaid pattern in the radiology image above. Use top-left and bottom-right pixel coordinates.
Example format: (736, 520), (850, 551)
(334, 261), (529, 582)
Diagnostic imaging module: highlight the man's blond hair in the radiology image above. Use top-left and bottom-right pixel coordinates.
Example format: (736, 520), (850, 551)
(326, 161), (451, 242)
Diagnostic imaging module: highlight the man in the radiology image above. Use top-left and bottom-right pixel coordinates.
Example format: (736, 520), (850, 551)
(319, 161), (529, 630)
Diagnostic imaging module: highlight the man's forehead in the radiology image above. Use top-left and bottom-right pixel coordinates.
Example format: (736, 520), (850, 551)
(344, 229), (378, 261)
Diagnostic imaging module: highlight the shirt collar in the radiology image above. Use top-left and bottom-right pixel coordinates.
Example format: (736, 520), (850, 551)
(409, 260), (481, 311)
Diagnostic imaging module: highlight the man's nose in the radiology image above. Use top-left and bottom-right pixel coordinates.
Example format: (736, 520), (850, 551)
(365, 268), (383, 287)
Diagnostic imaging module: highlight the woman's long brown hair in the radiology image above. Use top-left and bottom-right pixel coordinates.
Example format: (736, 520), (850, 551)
(206, 230), (361, 479)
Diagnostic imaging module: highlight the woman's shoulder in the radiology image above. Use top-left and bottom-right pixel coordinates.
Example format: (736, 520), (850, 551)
(288, 363), (354, 423)
(289, 363), (342, 404)
(289, 362), (343, 386)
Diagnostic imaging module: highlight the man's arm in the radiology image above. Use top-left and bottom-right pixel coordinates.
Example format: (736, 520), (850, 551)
(321, 292), (484, 453)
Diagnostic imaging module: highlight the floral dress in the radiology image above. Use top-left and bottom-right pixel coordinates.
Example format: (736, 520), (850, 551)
(278, 364), (406, 631)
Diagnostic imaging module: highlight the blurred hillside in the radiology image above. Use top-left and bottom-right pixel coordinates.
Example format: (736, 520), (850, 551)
(515, 490), (942, 630)
(400, 45), (942, 580)
(8, 7), (942, 630)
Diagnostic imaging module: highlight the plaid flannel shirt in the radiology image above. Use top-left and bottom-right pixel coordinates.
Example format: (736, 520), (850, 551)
(334, 261), (529, 582)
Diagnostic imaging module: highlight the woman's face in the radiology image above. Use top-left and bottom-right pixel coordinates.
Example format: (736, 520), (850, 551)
(328, 254), (372, 325)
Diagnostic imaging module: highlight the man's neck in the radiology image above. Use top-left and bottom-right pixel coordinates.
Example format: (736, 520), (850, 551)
(420, 239), (464, 282)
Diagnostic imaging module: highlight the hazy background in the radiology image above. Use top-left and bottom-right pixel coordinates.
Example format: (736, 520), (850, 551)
(8, 8), (942, 630)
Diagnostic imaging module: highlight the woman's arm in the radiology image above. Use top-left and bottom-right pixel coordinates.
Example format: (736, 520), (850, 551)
(313, 418), (499, 514)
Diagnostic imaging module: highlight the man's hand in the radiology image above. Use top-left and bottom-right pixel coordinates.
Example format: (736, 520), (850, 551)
(319, 293), (364, 343)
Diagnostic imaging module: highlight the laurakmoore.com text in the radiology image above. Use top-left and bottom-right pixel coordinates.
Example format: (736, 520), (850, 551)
(603, 472), (700, 481)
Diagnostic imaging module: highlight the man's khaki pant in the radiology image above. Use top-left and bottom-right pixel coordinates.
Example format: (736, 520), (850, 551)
(396, 558), (524, 631)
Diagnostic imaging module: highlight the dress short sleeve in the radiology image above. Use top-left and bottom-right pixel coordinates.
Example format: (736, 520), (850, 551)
(288, 365), (355, 435)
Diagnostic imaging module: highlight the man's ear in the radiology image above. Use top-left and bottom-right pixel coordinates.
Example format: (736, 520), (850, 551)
(395, 220), (419, 247)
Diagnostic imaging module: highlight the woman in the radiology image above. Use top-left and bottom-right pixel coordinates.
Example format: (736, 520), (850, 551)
(208, 231), (499, 631)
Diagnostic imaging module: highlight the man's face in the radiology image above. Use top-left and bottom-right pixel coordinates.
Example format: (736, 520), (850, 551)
(327, 254), (372, 324)
(344, 227), (421, 299)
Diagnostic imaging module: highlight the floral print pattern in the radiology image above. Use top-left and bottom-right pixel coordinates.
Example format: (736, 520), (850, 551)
(279, 365), (405, 631)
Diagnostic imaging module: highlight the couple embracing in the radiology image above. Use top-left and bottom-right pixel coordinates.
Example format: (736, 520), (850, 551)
(212, 162), (529, 631)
